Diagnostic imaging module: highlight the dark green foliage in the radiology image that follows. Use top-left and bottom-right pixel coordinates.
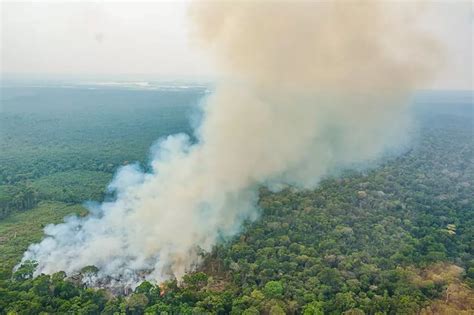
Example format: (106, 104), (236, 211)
(0, 184), (38, 218)
(0, 86), (202, 182)
(12, 260), (37, 281)
(263, 281), (284, 299)
(29, 170), (112, 203)
(183, 272), (209, 290)
(0, 88), (472, 314)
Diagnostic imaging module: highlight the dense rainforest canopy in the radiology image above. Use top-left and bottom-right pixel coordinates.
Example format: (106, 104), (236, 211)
(0, 86), (472, 314)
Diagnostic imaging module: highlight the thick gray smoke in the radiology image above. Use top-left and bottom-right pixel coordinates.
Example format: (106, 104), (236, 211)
(21, 1), (440, 288)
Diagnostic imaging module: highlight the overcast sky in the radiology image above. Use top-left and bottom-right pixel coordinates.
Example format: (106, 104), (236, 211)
(1, 1), (214, 80)
(1, 1), (472, 89)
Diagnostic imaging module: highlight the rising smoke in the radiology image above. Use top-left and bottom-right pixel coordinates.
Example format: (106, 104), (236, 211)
(20, 1), (440, 288)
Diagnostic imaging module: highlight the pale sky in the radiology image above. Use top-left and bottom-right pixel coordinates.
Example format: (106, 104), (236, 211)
(1, 1), (215, 80)
(1, 0), (473, 89)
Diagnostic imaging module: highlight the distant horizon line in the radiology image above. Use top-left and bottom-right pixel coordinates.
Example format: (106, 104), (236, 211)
(1, 73), (473, 93)
(1, 72), (217, 82)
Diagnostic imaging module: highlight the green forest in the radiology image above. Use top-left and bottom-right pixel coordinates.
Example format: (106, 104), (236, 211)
(0, 86), (472, 314)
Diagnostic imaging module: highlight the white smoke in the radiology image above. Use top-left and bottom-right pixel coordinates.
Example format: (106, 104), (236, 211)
(20, 1), (441, 287)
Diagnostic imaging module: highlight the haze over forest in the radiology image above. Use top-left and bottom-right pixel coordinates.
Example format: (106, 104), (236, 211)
(0, 1), (473, 314)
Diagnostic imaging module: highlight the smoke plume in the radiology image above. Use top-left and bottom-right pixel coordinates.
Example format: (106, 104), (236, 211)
(21, 1), (440, 288)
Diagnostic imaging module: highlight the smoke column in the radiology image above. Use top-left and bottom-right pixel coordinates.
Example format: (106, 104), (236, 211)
(21, 1), (440, 287)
